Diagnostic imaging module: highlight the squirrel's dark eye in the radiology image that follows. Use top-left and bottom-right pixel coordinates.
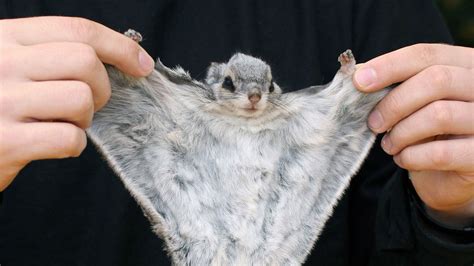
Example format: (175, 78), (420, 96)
(222, 76), (235, 92)
(269, 81), (275, 93)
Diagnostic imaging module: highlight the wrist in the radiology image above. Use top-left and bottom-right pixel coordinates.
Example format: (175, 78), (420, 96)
(424, 199), (474, 229)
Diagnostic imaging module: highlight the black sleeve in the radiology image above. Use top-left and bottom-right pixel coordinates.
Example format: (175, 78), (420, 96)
(350, 0), (474, 265)
(409, 178), (474, 244)
(372, 169), (474, 265)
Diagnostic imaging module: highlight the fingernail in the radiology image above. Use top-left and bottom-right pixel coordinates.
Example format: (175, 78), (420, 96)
(381, 134), (392, 154)
(355, 67), (377, 88)
(138, 49), (155, 73)
(368, 110), (384, 131)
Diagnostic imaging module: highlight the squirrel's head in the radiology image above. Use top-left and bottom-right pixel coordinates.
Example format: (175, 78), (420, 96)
(205, 53), (282, 118)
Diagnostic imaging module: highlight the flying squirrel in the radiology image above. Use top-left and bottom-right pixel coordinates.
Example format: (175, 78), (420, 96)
(87, 29), (389, 265)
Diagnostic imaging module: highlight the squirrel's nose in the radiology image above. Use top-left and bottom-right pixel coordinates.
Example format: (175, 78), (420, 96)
(248, 93), (262, 104)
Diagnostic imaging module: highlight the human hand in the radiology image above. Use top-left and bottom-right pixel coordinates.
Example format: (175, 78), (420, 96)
(0, 16), (155, 191)
(354, 44), (474, 227)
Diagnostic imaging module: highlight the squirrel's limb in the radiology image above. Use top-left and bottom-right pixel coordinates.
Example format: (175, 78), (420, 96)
(124, 29), (143, 43)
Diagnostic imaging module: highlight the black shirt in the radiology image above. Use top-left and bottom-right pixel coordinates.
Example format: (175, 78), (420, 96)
(0, 0), (473, 265)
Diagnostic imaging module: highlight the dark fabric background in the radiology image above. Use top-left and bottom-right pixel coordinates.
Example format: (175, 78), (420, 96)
(1, 1), (470, 266)
(436, 0), (474, 47)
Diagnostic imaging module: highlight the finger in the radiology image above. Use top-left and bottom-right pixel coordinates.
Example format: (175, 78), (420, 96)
(382, 101), (474, 155)
(3, 122), (87, 163)
(394, 137), (474, 172)
(2, 16), (154, 76)
(5, 81), (94, 129)
(0, 124), (24, 192)
(367, 65), (474, 132)
(6, 42), (110, 110)
(0, 172), (17, 191)
(354, 44), (474, 92)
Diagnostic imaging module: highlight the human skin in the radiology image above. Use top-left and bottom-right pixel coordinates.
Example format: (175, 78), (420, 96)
(0, 17), (472, 227)
(0, 16), (155, 191)
(354, 44), (474, 227)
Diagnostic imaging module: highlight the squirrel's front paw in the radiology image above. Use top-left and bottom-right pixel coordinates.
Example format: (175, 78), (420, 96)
(338, 49), (356, 75)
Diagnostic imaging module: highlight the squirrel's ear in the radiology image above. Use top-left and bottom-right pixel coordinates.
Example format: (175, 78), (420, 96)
(205, 62), (225, 84)
(210, 62), (220, 68)
(229, 53), (244, 63)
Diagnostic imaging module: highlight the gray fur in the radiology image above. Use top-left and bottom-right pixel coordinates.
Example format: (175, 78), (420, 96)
(204, 53), (281, 119)
(88, 50), (388, 265)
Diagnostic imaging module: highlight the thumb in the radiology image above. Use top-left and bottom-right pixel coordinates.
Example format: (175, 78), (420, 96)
(5, 16), (155, 77)
(352, 44), (472, 92)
